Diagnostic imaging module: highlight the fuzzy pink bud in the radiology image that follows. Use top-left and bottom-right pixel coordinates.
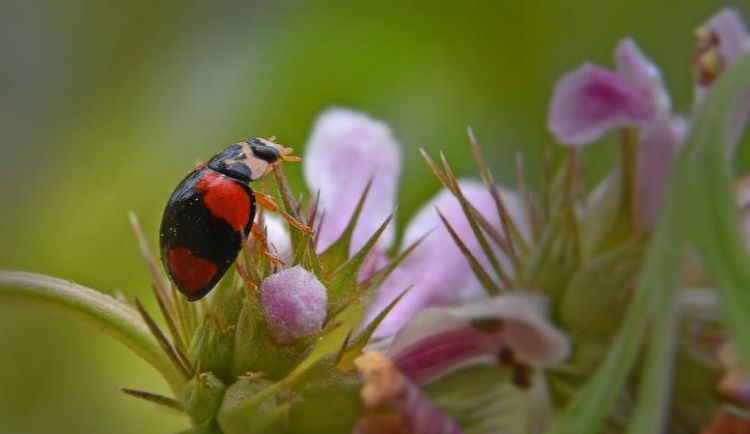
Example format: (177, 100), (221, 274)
(260, 266), (327, 344)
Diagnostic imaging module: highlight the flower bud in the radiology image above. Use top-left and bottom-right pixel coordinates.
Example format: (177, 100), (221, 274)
(260, 266), (327, 344)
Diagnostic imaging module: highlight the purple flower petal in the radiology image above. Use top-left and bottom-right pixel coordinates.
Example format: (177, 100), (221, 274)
(548, 64), (655, 146)
(384, 295), (569, 385)
(615, 39), (671, 115)
(707, 9), (750, 64)
(694, 9), (750, 93)
(366, 180), (526, 340)
(303, 108), (401, 254)
(355, 351), (465, 434)
(262, 214), (292, 263)
(260, 266), (327, 344)
(634, 117), (687, 230)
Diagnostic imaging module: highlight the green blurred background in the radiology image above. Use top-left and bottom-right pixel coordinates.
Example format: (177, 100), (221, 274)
(0, 1), (746, 432)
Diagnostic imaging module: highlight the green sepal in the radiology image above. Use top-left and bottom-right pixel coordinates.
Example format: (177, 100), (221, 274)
(287, 361), (363, 434)
(523, 211), (580, 301)
(217, 374), (290, 434)
(558, 237), (644, 337)
(579, 168), (631, 261)
(229, 297), (308, 380)
(337, 287), (410, 371)
(423, 364), (551, 434)
(189, 315), (236, 383)
(287, 301), (366, 383)
(188, 278), (247, 383)
(183, 371), (227, 432)
(326, 213), (393, 310)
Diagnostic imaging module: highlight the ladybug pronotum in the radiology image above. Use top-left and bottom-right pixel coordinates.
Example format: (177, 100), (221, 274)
(159, 137), (310, 301)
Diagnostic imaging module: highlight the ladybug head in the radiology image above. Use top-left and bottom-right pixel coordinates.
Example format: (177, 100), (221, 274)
(208, 138), (299, 183)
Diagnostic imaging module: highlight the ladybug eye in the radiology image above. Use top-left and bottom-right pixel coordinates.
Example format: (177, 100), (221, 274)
(249, 143), (280, 164)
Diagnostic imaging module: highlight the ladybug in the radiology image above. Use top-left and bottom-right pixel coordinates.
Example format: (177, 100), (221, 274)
(160, 137), (310, 301)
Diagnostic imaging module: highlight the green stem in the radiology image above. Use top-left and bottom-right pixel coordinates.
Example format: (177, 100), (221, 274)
(0, 270), (186, 396)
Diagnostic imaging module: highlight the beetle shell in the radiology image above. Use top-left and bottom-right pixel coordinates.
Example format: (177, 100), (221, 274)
(160, 166), (256, 300)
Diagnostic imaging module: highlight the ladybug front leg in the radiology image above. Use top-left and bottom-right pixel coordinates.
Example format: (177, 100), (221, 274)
(251, 222), (284, 266)
(254, 191), (313, 236)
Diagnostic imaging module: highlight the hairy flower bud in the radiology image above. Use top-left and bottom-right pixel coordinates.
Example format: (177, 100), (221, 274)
(260, 266), (327, 344)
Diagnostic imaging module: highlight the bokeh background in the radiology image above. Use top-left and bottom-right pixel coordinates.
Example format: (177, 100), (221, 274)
(1, 1), (747, 432)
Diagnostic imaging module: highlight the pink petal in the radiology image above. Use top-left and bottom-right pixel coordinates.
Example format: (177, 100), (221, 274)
(385, 295), (569, 385)
(707, 9), (750, 63)
(355, 351), (465, 434)
(260, 266), (327, 344)
(634, 117), (687, 230)
(366, 180), (526, 340)
(615, 39), (671, 115)
(261, 214), (292, 263)
(548, 64), (655, 146)
(303, 108), (401, 254)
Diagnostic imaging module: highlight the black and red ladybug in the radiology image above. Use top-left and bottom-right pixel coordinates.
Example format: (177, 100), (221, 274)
(160, 137), (310, 301)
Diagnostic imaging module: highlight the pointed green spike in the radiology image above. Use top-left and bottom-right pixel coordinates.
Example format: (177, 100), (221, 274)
(120, 387), (185, 412)
(337, 286), (411, 371)
(358, 229), (431, 295)
(134, 298), (192, 378)
(285, 301), (366, 384)
(436, 209), (504, 295)
(439, 151), (514, 289)
(272, 167), (317, 268)
(319, 178), (374, 269)
(466, 127), (528, 260)
(326, 213), (393, 309)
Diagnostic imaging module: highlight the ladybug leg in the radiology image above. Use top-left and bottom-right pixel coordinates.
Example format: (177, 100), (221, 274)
(254, 192), (313, 236)
(251, 222), (284, 266)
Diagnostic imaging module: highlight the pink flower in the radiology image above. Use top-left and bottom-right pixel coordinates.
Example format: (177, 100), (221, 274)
(298, 107), (567, 393)
(383, 295), (569, 385)
(548, 39), (682, 230)
(366, 180), (526, 339)
(547, 63), (655, 147)
(299, 108), (529, 339)
(547, 9), (750, 229)
(303, 108), (401, 255)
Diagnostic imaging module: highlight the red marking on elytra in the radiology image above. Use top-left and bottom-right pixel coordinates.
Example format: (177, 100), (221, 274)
(167, 247), (218, 294)
(196, 171), (250, 231)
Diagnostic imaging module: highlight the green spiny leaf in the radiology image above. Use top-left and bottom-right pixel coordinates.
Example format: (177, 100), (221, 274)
(0, 271), (186, 396)
(337, 286), (411, 371)
(319, 179), (374, 269)
(358, 230), (431, 295)
(438, 151), (514, 288)
(327, 213), (393, 308)
(467, 127), (529, 262)
(134, 298), (192, 378)
(437, 209), (503, 295)
(272, 167), (319, 271)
